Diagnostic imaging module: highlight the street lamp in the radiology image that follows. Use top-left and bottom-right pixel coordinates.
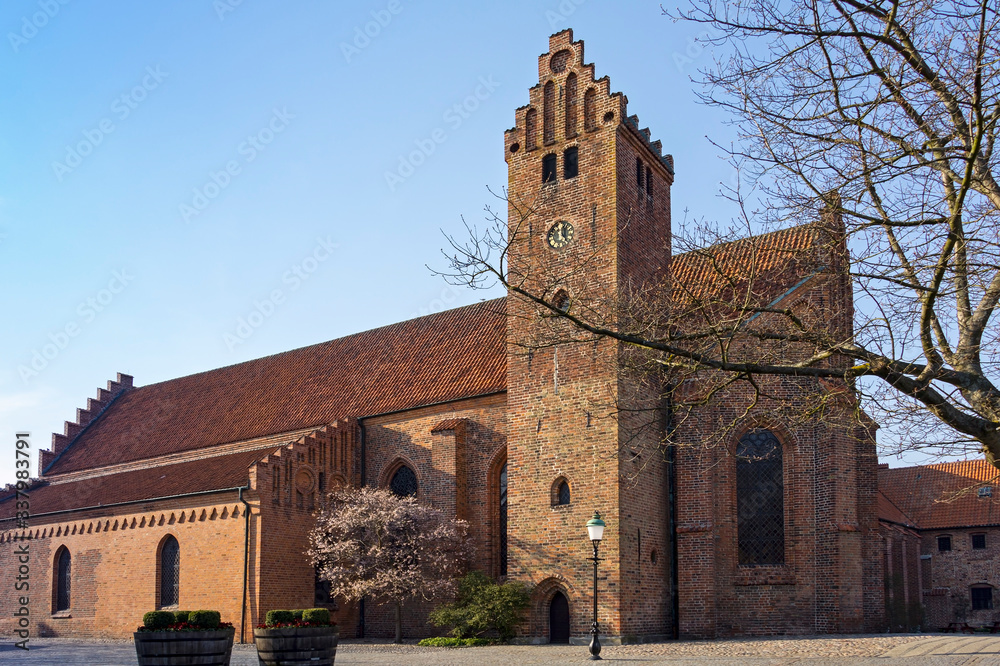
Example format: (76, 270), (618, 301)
(586, 511), (605, 660)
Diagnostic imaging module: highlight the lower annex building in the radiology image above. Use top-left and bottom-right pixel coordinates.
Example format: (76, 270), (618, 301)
(1, 30), (887, 642)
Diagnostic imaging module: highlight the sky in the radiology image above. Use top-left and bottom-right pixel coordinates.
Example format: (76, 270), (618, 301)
(0, 0), (953, 488)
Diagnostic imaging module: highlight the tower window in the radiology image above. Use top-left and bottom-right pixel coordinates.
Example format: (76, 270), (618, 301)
(542, 153), (557, 184)
(390, 465), (418, 497)
(938, 535), (952, 552)
(736, 430), (784, 565)
(54, 547), (71, 613)
(972, 533), (987, 550)
(563, 147), (578, 179)
(159, 535), (180, 608)
(552, 478), (571, 506)
(636, 157), (644, 189)
(972, 586), (994, 610)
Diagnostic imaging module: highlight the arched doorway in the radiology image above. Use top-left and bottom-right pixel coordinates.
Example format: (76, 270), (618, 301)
(549, 591), (570, 643)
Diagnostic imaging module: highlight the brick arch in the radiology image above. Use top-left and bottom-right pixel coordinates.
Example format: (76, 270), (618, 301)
(51, 544), (71, 613)
(379, 456), (421, 499)
(155, 533), (180, 609)
(550, 476), (571, 506)
(529, 575), (576, 639)
(487, 444), (508, 577)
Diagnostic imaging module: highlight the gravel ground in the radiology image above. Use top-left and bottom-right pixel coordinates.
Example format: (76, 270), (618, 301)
(2, 633), (995, 665)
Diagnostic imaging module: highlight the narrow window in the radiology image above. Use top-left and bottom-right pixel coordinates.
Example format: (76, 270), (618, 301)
(972, 586), (994, 610)
(736, 430), (784, 565)
(636, 157), (643, 189)
(54, 547), (71, 612)
(390, 464), (418, 497)
(543, 81), (555, 144)
(938, 535), (952, 552)
(499, 462), (508, 576)
(525, 108), (537, 151)
(565, 72), (578, 138)
(553, 289), (570, 312)
(584, 87), (597, 131)
(646, 166), (652, 196)
(542, 153), (557, 184)
(563, 146), (578, 179)
(972, 533), (987, 550)
(557, 480), (571, 505)
(159, 535), (180, 608)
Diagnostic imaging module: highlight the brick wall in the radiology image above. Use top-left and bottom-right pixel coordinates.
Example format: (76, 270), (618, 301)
(921, 527), (1000, 629)
(881, 522), (922, 631)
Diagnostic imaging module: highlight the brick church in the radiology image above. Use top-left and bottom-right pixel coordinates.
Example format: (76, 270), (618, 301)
(0, 30), (888, 642)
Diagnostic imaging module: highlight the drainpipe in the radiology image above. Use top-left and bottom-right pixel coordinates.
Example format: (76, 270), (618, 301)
(359, 418), (367, 639)
(239, 486), (252, 644)
(665, 388), (680, 639)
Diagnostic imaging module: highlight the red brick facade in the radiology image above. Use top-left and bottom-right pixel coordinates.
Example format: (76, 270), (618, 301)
(0, 29), (884, 644)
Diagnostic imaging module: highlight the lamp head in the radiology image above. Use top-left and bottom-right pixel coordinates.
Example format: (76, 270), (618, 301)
(586, 511), (606, 542)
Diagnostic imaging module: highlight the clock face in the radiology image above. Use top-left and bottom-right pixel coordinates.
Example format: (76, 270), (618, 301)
(546, 221), (575, 249)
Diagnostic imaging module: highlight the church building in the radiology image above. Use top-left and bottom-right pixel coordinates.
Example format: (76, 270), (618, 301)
(0, 30), (885, 643)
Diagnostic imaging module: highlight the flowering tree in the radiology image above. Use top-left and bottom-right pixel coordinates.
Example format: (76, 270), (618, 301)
(308, 487), (472, 642)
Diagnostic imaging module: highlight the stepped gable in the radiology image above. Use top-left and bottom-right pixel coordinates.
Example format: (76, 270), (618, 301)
(39, 373), (133, 474)
(1, 447), (274, 521)
(670, 223), (821, 307)
(41, 299), (508, 476)
(879, 459), (1000, 529)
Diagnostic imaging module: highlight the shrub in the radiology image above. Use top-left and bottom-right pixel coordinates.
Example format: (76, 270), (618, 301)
(266, 610), (296, 626)
(428, 571), (531, 642)
(142, 611), (175, 631)
(302, 608), (331, 625)
(188, 610), (221, 630)
(418, 636), (497, 647)
(173, 610), (191, 624)
(292, 609), (304, 621)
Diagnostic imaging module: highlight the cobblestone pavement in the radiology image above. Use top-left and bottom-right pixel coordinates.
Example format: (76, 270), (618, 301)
(2, 634), (1000, 665)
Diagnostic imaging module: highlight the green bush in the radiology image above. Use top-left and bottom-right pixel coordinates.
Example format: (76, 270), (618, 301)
(173, 610), (191, 624)
(266, 610), (296, 626)
(142, 611), (175, 631)
(428, 571), (531, 642)
(302, 608), (331, 625)
(417, 636), (497, 647)
(188, 610), (221, 630)
(292, 609), (304, 621)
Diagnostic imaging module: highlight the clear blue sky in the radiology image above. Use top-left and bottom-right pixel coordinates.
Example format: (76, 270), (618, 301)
(0, 1), (930, 487)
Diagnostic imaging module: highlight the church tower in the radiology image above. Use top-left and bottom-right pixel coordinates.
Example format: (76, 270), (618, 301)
(503, 29), (675, 641)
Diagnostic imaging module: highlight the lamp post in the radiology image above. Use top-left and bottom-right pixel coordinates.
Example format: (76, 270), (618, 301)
(586, 511), (605, 660)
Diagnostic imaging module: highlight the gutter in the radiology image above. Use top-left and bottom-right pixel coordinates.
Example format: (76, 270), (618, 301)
(239, 486), (252, 644)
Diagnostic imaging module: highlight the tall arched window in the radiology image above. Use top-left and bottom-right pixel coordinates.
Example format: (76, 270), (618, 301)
(499, 462), (508, 576)
(736, 430), (784, 565)
(543, 81), (555, 144)
(159, 535), (180, 608)
(565, 72), (578, 138)
(525, 108), (537, 150)
(390, 465), (418, 497)
(54, 546), (71, 612)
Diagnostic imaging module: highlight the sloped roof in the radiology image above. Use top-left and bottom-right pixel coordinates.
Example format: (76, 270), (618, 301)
(670, 224), (822, 307)
(0, 447), (275, 521)
(44, 299), (507, 476)
(879, 460), (1000, 529)
(878, 490), (917, 528)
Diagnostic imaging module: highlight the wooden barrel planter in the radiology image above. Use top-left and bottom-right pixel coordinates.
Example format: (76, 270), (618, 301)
(253, 625), (339, 666)
(133, 626), (235, 666)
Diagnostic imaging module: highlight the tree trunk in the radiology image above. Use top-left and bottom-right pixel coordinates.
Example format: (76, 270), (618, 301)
(394, 601), (402, 644)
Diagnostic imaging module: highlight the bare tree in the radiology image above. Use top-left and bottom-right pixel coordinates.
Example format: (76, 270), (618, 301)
(443, 0), (1000, 470)
(308, 487), (472, 642)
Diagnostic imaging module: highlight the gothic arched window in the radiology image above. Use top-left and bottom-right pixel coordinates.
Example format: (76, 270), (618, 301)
(159, 535), (180, 608)
(390, 465), (418, 497)
(54, 547), (71, 612)
(736, 429), (785, 565)
(499, 462), (508, 576)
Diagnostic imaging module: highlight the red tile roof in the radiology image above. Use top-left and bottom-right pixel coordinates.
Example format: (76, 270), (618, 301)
(43, 300), (507, 476)
(0, 447), (275, 521)
(877, 490), (917, 527)
(879, 460), (1000, 529)
(670, 224), (823, 307)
